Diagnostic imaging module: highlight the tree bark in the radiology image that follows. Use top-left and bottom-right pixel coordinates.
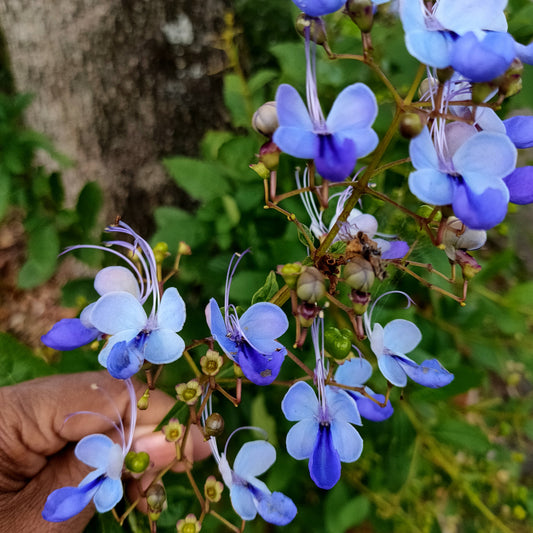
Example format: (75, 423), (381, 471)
(0, 0), (228, 233)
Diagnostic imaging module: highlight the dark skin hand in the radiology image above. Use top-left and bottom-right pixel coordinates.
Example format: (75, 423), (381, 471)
(0, 371), (210, 533)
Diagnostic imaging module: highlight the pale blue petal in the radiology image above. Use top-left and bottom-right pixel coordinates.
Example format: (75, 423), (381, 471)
(93, 477), (123, 512)
(435, 0), (508, 33)
(405, 30), (452, 68)
(273, 126), (319, 160)
(408, 168), (454, 205)
(378, 354), (407, 387)
(233, 441), (276, 479)
(230, 485), (257, 521)
(326, 387), (362, 426)
(330, 420), (363, 462)
(157, 287), (186, 331)
(240, 302), (288, 354)
(94, 266), (140, 298)
(409, 127), (439, 170)
(275, 84), (314, 132)
(369, 323), (385, 357)
(326, 84), (378, 133)
(144, 329), (185, 364)
(504, 116), (533, 149)
(206, 298), (238, 359)
(396, 357), (455, 388)
(90, 292), (146, 335)
(475, 107), (505, 133)
(256, 491), (297, 526)
(281, 381), (319, 421)
(335, 357), (372, 387)
(383, 319), (422, 355)
(97, 329), (138, 367)
(291, 0), (344, 17)
(399, 0), (425, 33)
(75, 434), (113, 469)
(286, 419), (318, 459)
(381, 240), (410, 259)
(337, 127), (379, 159)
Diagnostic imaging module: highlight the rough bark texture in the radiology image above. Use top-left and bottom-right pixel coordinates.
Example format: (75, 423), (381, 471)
(0, 0), (228, 233)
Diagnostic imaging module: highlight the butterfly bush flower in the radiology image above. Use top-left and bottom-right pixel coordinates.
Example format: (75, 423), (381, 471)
(363, 303), (453, 388)
(42, 378), (137, 521)
(334, 357), (393, 421)
(273, 19), (378, 182)
(282, 320), (363, 489)
(399, 0), (533, 82)
(206, 252), (288, 385)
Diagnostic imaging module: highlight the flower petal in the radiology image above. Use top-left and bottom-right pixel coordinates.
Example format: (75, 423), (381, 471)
(75, 434), (114, 469)
(504, 167), (533, 205)
(291, 0), (344, 17)
(157, 287), (186, 331)
(408, 168), (454, 206)
(273, 126), (319, 160)
(504, 116), (533, 149)
(256, 491), (297, 526)
(97, 329), (138, 368)
(144, 329), (185, 364)
(93, 477), (123, 513)
(330, 420), (363, 462)
(237, 342), (285, 385)
(281, 381), (319, 421)
(353, 388), (394, 421)
(106, 338), (145, 379)
(326, 83), (378, 133)
(240, 302), (288, 354)
(90, 292), (146, 335)
(286, 419), (318, 460)
(230, 485), (257, 521)
(435, 0), (508, 33)
(381, 240), (410, 259)
(206, 298), (238, 359)
(308, 425), (341, 489)
(378, 354), (407, 387)
(405, 30), (452, 69)
(409, 126), (439, 170)
(395, 357), (455, 388)
(334, 357), (372, 388)
(42, 478), (101, 522)
(233, 441), (276, 479)
(315, 133), (357, 182)
(383, 319), (422, 355)
(94, 266), (140, 298)
(41, 318), (99, 351)
(326, 387), (362, 426)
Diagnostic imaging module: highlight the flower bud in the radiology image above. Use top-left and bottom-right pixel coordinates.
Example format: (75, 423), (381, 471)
(137, 389), (150, 410)
(153, 242), (169, 264)
(455, 250), (482, 279)
(436, 67), (454, 83)
(441, 216), (486, 261)
(324, 327), (352, 359)
(204, 476), (224, 503)
(398, 112), (424, 139)
(471, 81), (497, 104)
(296, 266), (326, 303)
(125, 451), (150, 473)
(233, 362), (244, 378)
(252, 101), (278, 137)
(345, 0), (374, 33)
(418, 77), (437, 99)
(204, 413), (225, 438)
(349, 289), (371, 315)
(277, 262), (304, 289)
(146, 483), (167, 519)
(178, 241), (192, 256)
(295, 14), (327, 45)
(344, 256), (375, 292)
(249, 162), (271, 179)
(259, 141), (281, 170)
(498, 58), (523, 98)
(297, 301), (321, 328)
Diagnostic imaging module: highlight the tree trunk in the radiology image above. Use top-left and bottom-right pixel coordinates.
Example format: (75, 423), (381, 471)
(0, 0), (228, 233)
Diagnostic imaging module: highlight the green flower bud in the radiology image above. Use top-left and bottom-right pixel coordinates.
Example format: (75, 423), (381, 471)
(344, 256), (375, 292)
(345, 0), (374, 33)
(296, 266), (326, 303)
(204, 413), (225, 438)
(277, 262), (304, 289)
(259, 141), (281, 171)
(153, 242), (169, 264)
(295, 14), (327, 45)
(399, 112), (424, 139)
(252, 101), (278, 137)
(125, 451), (150, 473)
(324, 327), (353, 358)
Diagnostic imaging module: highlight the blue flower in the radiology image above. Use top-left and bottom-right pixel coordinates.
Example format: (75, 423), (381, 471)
(282, 381), (363, 489)
(290, 0), (345, 17)
(334, 357), (394, 421)
(365, 316), (454, 388)
(274, 83), (378, 182)
(399, 0), (530, 82)
(408, 124), (517, 229)
(206, 253), (288, 385)
(216, 440), (297, 525)
(43, 378), (137, 522)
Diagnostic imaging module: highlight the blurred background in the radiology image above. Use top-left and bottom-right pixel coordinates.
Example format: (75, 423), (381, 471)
(0, 0), (532, 531)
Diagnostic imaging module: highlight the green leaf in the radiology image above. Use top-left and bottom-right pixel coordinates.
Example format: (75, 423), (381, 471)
(325, 483), (370, 533)
(250, 393), (278, 446)
(0, 332), (53, 386)
(200, 130), (234, 161)
(76, 181), (102, 233)
(152, 206), (209, 252)
(223, 73), (251, 128)
(251, 270), (279, 304)
(248, 69), (278, 95)
(218, 136), (258, 181)
(433, 418), (491, 455)
(18, 223), (60, 288)
(270, 42), (306, 88)
(222, 194), (241, 227)
(0, 169), (10, 220)
(162, 156), (230, 202)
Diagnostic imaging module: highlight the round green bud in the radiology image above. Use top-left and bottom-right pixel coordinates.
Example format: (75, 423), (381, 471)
(278, 262), (304, 289)
(295, 14), (327, 45)
(125, 451), (150, 473)
(399, 112), (424, 139)
(344, 256), (375, 292)
(345, 0), (374, 33)
(324, 327), (353, 358)
(296, 266), (326, 303)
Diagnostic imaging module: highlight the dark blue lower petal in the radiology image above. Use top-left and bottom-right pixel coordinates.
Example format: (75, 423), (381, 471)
(504, 167), (533, 205)
(452, 181), (508, 230)
(308, 424), (341, 489)
(42, 475), (104, 522)
(381, 240), (409, 260)
(504, 116), (533, 149)
(253, 489), (297, 526)
(395, 357), (454, 389)
(237, 343), (285, 385)
(450, 31), (515, 82)
(107, 336), (145, 379)
(41, 319), (99, 351)
(315, 134), (357, 183)
(351, 391), (394, 422)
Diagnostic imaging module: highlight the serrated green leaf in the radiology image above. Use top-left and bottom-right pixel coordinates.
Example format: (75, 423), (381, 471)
(251, 270), (279, 304)
(162, 156), (230, 202)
